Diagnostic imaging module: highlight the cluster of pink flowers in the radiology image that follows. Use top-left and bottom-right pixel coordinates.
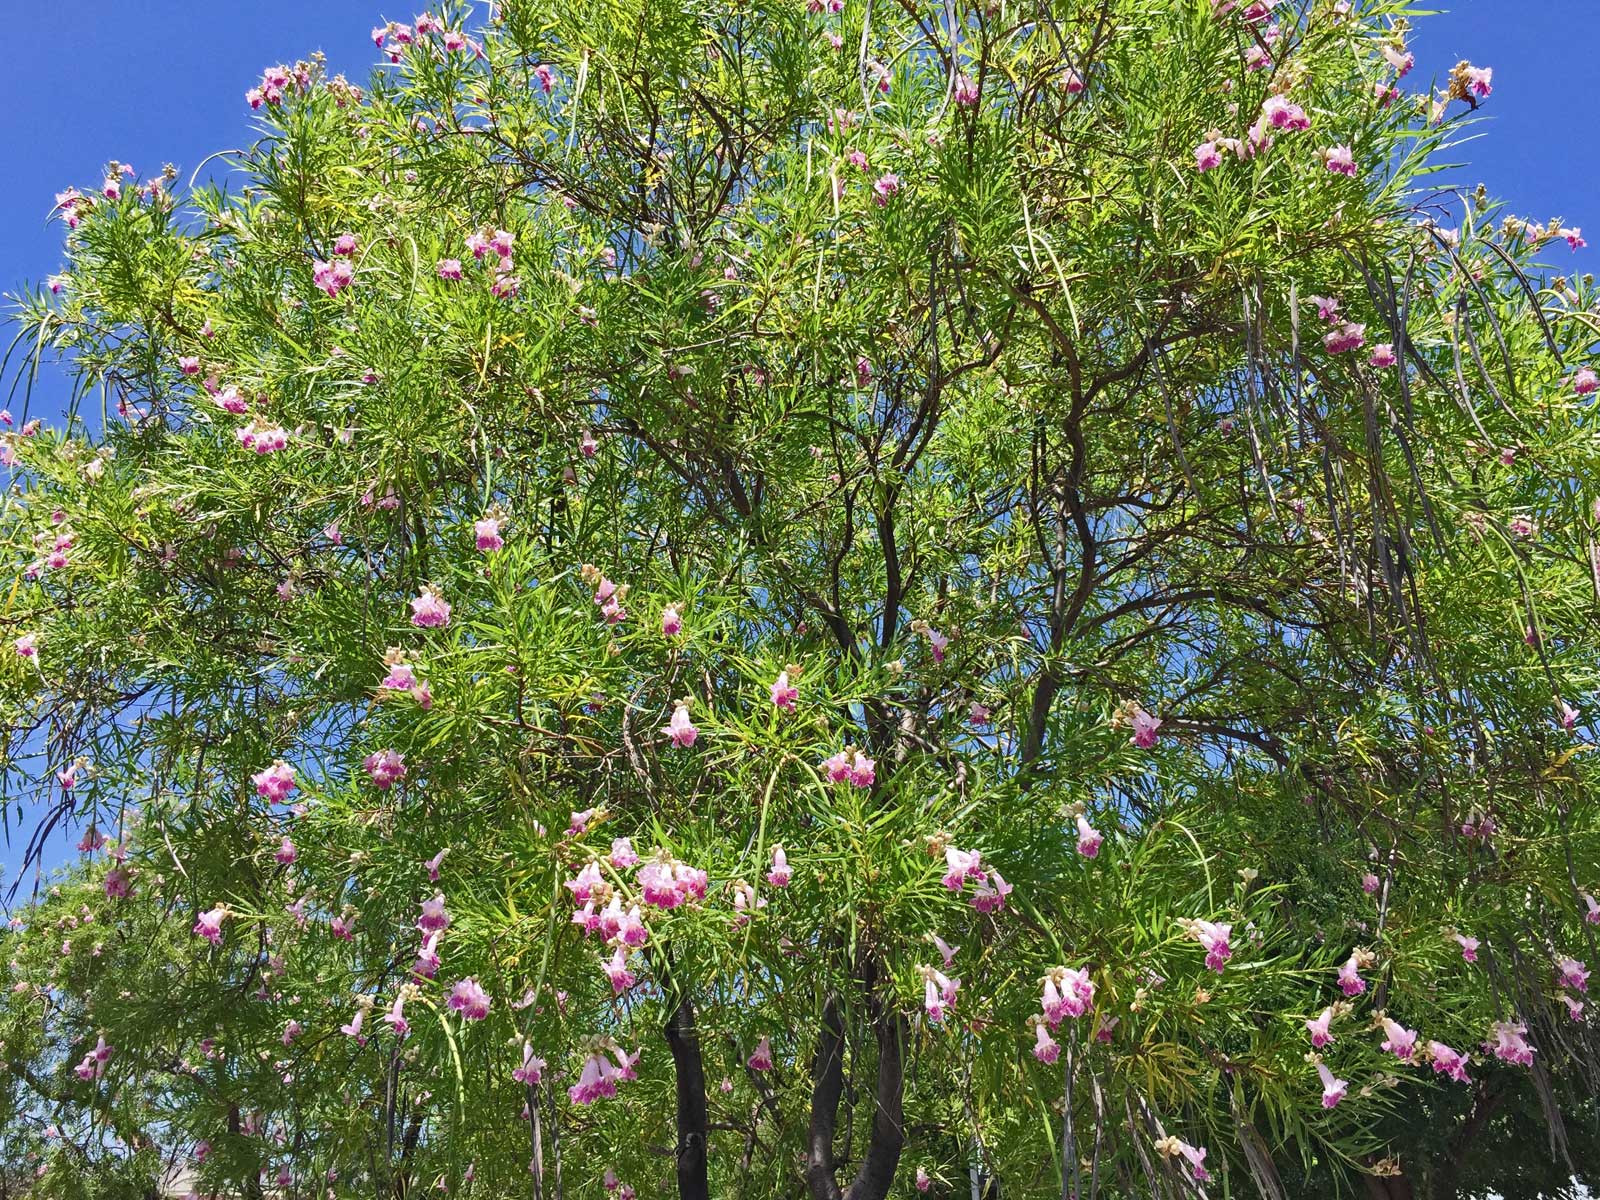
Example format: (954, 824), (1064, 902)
(237, 420), (289, 454)
(193, 904), (227, 947)
(409, 586), (452, 628)
(72, 1036), (113, 1082)
(822, 746), (876, 788)
(311, 257), (354, 298)
(920, 965), (961, 1023)
(637, 853), (710, 910)
(459, 227), (520, 298)
(379, 648), (433, 709)
(364, 748), (407, 790)
(1041, 965), (1096, 1025)
(940, 844), (1014, 914)
(1485, 1020), (1535, 1066)
(447, 977), (491, 1021)
(253, 760), (297, 804)
(582, 565), (628, 625)
(246, 65), (296, 110)
(569, 1041), (640, 1105)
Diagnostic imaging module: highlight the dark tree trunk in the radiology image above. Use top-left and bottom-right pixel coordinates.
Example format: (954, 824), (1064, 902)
(664, 992), (711, 1200)
(805, 978), (907, 1200)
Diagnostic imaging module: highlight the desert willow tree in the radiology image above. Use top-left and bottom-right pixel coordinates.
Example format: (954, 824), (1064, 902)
(1, 0), (1598, 1197)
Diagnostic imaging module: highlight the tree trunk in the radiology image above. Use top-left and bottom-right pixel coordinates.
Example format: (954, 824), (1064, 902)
(664, 992), (711, 1200)
(805, 981), (906, 1200)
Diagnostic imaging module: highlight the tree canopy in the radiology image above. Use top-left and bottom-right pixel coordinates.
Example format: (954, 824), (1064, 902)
(2, 1), (1598, 1197)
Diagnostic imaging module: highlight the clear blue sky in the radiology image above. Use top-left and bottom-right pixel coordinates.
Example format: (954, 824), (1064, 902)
(0, 1), (1594, 877)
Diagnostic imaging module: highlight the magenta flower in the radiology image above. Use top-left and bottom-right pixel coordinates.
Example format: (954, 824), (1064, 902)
(438, 258), (463, 280)
(383, 993), (410, 1038)
(931, 934), (959, 967)
(1428, 1041), (1471, 1083)
(1075, 813), (1103, 858)
(1194, 141), (1223, 172)
(275, 837), (298, 865)
(1322, 145), (1356, 176)
(474, 517), (503, 552)
(766, 845), (792, 888)
(1306, 1006), (1335, 1048)
(282, 1020), (303, 1046)
(970, 868), (1013, 913)
(333, 233), (359, 257)
(1362, 873), (1380, 895)
(253, 761), (297, 804)
(193, 904), (227, 946)
(1583, 892), (1600, 925)
(921, 965), (960, 1023)
(1323, 322), (1367, 354)
(747, 1036), (775, 1071)
(1130, 708), (1162, 748)
(872, 173), (900, 206)
(1558, 701), (1580, 731)
(1369, 343), (1397, 368)
(953, 74), (979, 106)
(1032, 1019), (1060, 1064)
(103, 867), (131, 899)
(942, 846), (984, 891)
(425, 848), (448, 881)
(770, 670), (798, 712)
(610, 837), (639, 870)
(662, 701), (699, 748)
(569, 1051), (621, 1104)
(513, 1042), (546, 1085)
(916, 1166), (933, 1193)
(1316, 1062), (1348, 1108)
(1379, 1016), (1418, 1061)
(1040, 966), (1095, 1025)
(1182, 920), (1232, 972)
(447, 977), (491, 1021)
(413, 932), (441, 979)
(1463, 65), (1493, 98)
(1261, 95), (1310, 131)
(364, 749), (407, 790)
(1454, 933), (1479, 963)
(823, 747), (875, 788)
(602, 946), (637, 994)
(661, 603), (683, 637)
(1337, 952), (1367, 996)
(410, 587), (452, 628)
(1559, 993), (1585, 1022)
(1556, 957), (1590, 993)
(417, 893), (451, 935)
(1486, 1020), (1535, 1066)
(312, 258), (354, 298)
(340, 1006), (367, 1044)
(15, 633), (37, 659)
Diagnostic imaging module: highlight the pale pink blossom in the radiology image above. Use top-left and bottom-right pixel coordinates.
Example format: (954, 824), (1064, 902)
(662, 701), (699, 748)
(447, 977), (491, 1021)
(766, 845), (792, 888)
(1429, 1041), (1471, 1083)
(1075, 813), (1103, 858)
(1306, 1006), (1335, 1048)
(747, 1036), (774, 1071)
(410, 587), (452, 628)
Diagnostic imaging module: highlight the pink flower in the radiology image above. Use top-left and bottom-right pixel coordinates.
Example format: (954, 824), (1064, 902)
(437, 258), (463, 280)
(924, 627), (949, 663)
(1454, 933), (1479, 963)
(1558, 701), (1580, 731)
(921, 966), (960, 1023)
(104, 867), (132, 899)
(340, 1006), (367, 1043)
(1571, 367), (1598, 396)
(770, 670), (798, 711)
(610, 838), (639, 870)
(970, 868), (1013, 913)
(410, 587), (452, 628)
(14, 634), (37, 659)
(1306, 1007), (1335, 1048)
(1032, 1019), (1060, 1063)
(253, 761), (297, 803)
(383, 993), (410, 1038)
(274, 837), (298, 865)
(1559, 993), (1585, 1022)
(1308, 295), (1341, 322)
(1428, 1041), (1471, 1084)
(1074, 814), (1103, 858)
(872, 173), (900, 206)
(916, 1167), (932, 1193)
(282, 1020), (303, 1046)
(1486, 1020), (1534, 1066)
(846, 148), (869, 171)
(1194, 141), (1223, 172)
(1369, 343), (1397, 368)
(747, 1036), (774, 1071)
(953, 74), (979, 106)
(179, 356), (201, 376)
(1316, 1061), (1347, 1108)
(1323, 145), (1356, 176)
(425, 848), (448, 881)
(1379, 1016), (1418, 1061)
(413, 933), (441, 978)
(513, 1042), (546, 1084)
(822, 748), (875, 787)
(535, 64), (556, 93)
(602, 946), (636, 994)
(364, 749), (407, 790)
(1362, 872), (1380, 895)
(942, 846), (984, 891)
(1177, 1142), (1210, 1183)
(474, 517), (503, 551)
(333, 233), (359, 257)
(1337, 953), (1367, 996)
(417, 893), (451, 935)
(1261, 95), (1310, 131)
(447, 977), (491, 1021)
(1184, 920), (1232, 972)
(312, 258), (354, 298)
(1324, 323), (1367, 354)
(662, 701), (699, 748)
(766, 845), (792, 888)
(193, 904), (227, 946)
(1040, 966), (1095, 1025)
(1583, 892), (1600, 926)
(1556, 956), (1590, 993)
(1463, 65), (1493, 98)
(1130, 708), (1162, 748)
(661, 603), (683, 637)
